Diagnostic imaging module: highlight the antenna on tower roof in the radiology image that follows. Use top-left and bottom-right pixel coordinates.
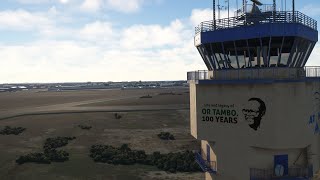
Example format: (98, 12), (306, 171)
(250, 0), (263, 6)
(213, 0), (216, 30)
(293, 0), (295, 21)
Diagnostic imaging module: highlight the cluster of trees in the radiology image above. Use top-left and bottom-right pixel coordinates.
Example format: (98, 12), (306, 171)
(16, 136), (76, 165)
(0, 126), (26, 135)
(157, 132), (175, 140)
(16, 153), (50, 164)
(151, 151), (201, 173)
(140, 95), (152, 98)
(78, 125), (92, 130)
(90, 144), (147, 165)
(46, 149), (69, 162)
(114, 113), (122, 119)
(158, 92), (182, 96)
(43, 136), (76, 152)
(90, 144), (201, 173)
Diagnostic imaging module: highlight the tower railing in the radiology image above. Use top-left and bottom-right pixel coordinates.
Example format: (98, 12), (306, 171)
(187, 70), (209, 81)
(195, 11), (317, 35)
(250, 166), (313, 179)
(305, 66), (320, 77)
(195, 151), (217, 174)
(187, 67), (320, 81)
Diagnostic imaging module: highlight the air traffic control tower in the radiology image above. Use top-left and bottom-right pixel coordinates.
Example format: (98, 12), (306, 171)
(188, 0), (320, 179)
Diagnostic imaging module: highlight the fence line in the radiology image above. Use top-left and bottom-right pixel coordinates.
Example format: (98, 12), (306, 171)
(195, 11), (317, 34)
(187, 67), (320, 81)
(250, 167), (312, 179)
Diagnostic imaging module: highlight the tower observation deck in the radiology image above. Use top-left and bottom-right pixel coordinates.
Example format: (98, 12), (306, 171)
(188, 1), (320, 180)
(194, 1), (317, 71)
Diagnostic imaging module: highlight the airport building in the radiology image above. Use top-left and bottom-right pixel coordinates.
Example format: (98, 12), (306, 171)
(188, 0), (319, 179)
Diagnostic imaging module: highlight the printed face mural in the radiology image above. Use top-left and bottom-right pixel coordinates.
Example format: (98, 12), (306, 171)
(242, 98), (266, 131)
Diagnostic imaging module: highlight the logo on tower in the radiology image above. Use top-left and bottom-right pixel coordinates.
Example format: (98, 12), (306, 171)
(308, 92), (320, 135)
(242, 98), (266, 131)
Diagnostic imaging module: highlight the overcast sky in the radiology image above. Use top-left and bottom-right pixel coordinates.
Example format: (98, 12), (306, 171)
(0, 0), (319, 83)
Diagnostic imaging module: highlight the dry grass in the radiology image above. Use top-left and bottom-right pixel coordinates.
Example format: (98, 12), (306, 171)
(81, 92), (189, 107)
(315, 171), (320, 180)
(0, 88), (200, 180)
(0, 111), (201, 180)
(0, 88), (187, 111)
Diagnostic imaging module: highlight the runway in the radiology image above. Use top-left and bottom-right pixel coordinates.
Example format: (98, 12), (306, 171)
(0, 94), (189, 120)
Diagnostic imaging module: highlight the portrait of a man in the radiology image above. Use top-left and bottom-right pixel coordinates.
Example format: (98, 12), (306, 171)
(242, 98), (266, 131)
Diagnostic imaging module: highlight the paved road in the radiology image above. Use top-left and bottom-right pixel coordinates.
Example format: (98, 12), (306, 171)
(0, 94), (189, 120)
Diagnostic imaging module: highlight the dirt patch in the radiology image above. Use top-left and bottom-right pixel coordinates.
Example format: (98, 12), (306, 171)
(0, 110), (199, 180)
(315, 171), (320, 180)
(78, 90), (189, 107)
(0, 88), (187, 111)
(141, 171), (203, 180)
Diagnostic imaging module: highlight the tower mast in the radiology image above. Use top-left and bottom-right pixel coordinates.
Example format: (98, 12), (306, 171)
(293, 0), (295, 22)
(273, 0), (276, 21)
(228, 0), (230, 27)
(213, 0), (216, 30)
(243, 0), (245, 14)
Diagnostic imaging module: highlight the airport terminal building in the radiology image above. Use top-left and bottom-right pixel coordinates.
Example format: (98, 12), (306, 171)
(188, 0), (320, 179)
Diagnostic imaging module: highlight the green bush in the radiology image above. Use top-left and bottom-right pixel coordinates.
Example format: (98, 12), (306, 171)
(16, 136), (76, 165)
(151, 151), (201, 173)
(158, 92), (175, 95)
(45, 150), (70, 162)
(114, 113), (122, 119)
(16, 153), (50, 164)
(90, 144), (145, 165)
(140, 95), (152, 98)
(89, 144), (201, 173)
(158, 92), (182, 96)
(157, 132), (175, 140)
(43, 137), (76, 152)
(78, 125), (92, 130)
(0, 126), (26, 135)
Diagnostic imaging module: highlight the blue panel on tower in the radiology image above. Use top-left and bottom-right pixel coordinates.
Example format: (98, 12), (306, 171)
(274, 155), (289, 176)
(200, 23), (318, 44)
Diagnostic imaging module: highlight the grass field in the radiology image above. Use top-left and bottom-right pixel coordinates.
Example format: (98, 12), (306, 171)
(0, 88), (187, 111)
(0, 88), (203, 180)
(79, 91), (190, 107)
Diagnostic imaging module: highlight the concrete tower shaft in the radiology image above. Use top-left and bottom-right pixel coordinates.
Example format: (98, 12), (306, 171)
(189, 1), (319, 180)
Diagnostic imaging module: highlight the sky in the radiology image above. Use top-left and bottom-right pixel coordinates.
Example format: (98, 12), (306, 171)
(0, 0), (320, 83)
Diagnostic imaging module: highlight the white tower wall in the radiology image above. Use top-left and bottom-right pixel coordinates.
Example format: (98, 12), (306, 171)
(190, 81), (320, 179)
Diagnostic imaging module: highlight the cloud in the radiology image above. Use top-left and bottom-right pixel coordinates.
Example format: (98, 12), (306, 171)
(120, 19), (187, 49)
(1, 3), (320, 83)
(16, 0), (147, 13)
(190, 8), (213, 27)
(80, 0), (103, 12)
(106, 0), (144, 13)
(190, 8), (235, 27)
(80, 0), (145, 13)
(0, 9), (53, 31)
(16, 0), (71, 4)
(0, 39), (204, 83)
(0, 12), (205, 82)
(0, 8), (75, 39)
(78, 21), (115, 43)
(0, 7), (216, 83)
(16, 0), (51, 4)
(59, 0), (69, 4)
